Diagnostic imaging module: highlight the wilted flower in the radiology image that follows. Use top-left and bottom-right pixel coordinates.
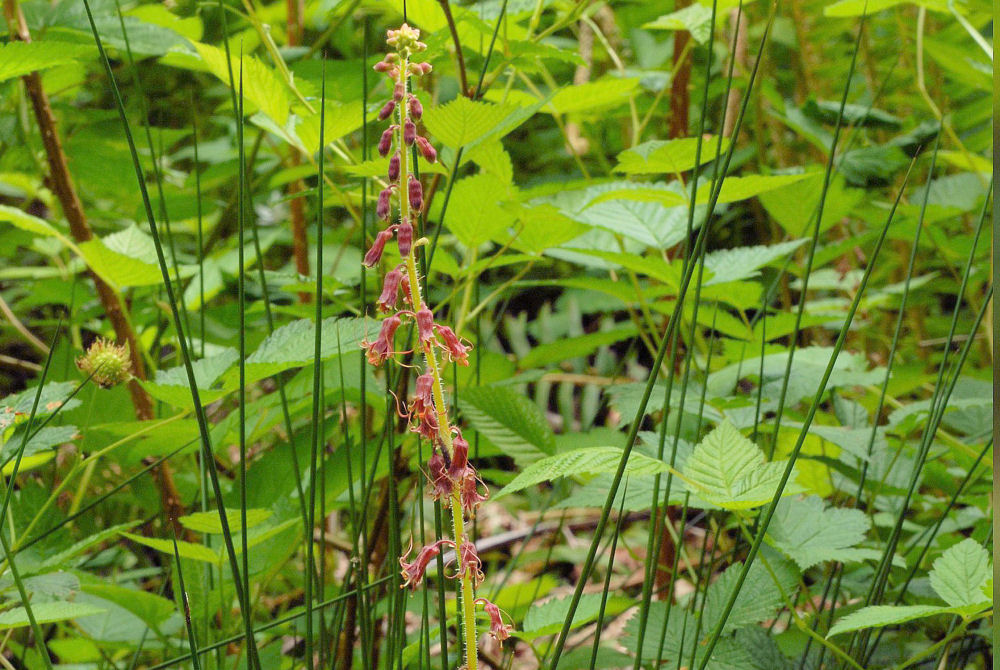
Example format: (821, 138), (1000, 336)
(449, 428), (469, 478)
(427, 450), (452, 501)
(459, 470), (488, 515)
(476, 598), (513, 643)
(76, 338), (132, 388)
(363, 314), (401, 366)
(415, 307), (435, 345)
(458, 541), (485, 587)
(400, 539), (453, 590)
(377, 267), (404, 312)
(363, 228), (393, 267)
(434, 325), (470, 365)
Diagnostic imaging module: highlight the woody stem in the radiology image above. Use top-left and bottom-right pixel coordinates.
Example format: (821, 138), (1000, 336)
(396, 58), (480, 670)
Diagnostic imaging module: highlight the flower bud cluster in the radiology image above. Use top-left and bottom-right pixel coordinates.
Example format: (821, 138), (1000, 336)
(76, 338), (133, 388)
(361, 25), (511, 661)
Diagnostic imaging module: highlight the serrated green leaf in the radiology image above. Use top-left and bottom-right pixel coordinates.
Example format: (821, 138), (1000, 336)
(422, 98), (523, 150)
(702, 550), (799, 634)
(0, 204), (60, 237)
(929, 539), (992, 609)
(615, 137), (729, 175)
(179, 508), (272, 534)
(679, 421), (799, 509)
(766, 496), (873, 569)
(695, 173), (817, 205)
(80, 584), (174, 628)
(546, 77), (640, 114)
(0, 601), (105, 629)
(461, 385), (555, 463)
(521, 593), (627, 639)
(192, 43), (289, 127)
(827, 605), (950, 637)
(120, 532), (220, 564)
(0, 42), (93, 82)
(644, 4), (715, 43)
(79, 225), (192, 289)
(702, 239), (807, 284)
(496, 446), (671, 498)
(442, 173), (516, 247)
(518, 324), (638, 369)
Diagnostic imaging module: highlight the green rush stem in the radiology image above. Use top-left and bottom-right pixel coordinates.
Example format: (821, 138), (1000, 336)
(395, 56), (479, 670)
(81, 1), (260, 665)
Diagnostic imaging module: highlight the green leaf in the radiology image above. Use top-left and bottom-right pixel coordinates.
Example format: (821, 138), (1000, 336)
(293, 100), (364, 154)
(41, 521), (142, 569)
(179, 508), (272, 534)
(79, 584), (174, 628)
(422, 98), (523, 151)
(509, 204), (588, 254)
(696, 173), (818, 205)
(0, 42), (93, 82)
(546, 77), (640, 114)
(518, 324), (639, 369)
(496, 446), (671, 498)
(828, 605), (950, 637)
(120, 532), (220, 564)
(0, 204), (60, 237)
(766, 496), (875, 569)
(702, 239), (807, 285)
(78, 225), (190, 288)
(441, 173), (516, 247)
(643, 4), (715, 43)
(0, 601), (105, 629)
(929, 539), (992, 609)
(823, 0), (946, 17)
(702, 549), (799, 634)
(218, 317), (368, 390)
(192, 43), (290, 127)
(461, 385), (555, 463)
(679, 421), (799, 509)
(615, 137), (730, 175)
(521, 593), (627, 639)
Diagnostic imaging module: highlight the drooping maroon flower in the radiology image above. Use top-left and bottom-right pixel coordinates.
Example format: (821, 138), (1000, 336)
(407, 175), (423, 211)
(408, 94), (423, 119)
(399, 274), (411, 305)
(377, 99), (396, 121)
(458, 541), (485, 587)
(434, 325), (470, 365)
(393, 81), (405, 102)
(426, 450), (451, 501)
(377, 267), (404, 312)
(415, 307), (435, 345)
(459, 470), (488, 514)
(373, 60), (393, 73)
(412, 403), (439, 441)
(377, 126), (395, 157)
(449, 429), (469, 478)
(403, 119), (417, 146)
(400, 539), (454, 590)
(409, 62), (433, 76)
(388, 152), (401, 182)
(477, 598), (513, 643)
(397, 220), (413, 257)
(363, 314), (401, 366)
(376, 187), (393, 222)
(363, 228), (393, 267)
(415, 136), (437, 163)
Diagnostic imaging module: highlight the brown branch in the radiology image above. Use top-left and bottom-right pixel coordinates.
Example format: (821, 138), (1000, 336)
(3, 0), (186, 535)
(669, 0), (692, 139)
(437, 0), (469, 97)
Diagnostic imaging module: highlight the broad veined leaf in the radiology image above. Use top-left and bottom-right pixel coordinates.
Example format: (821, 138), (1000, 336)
(80, 584), (174, 628)
(615, 137), (730, 175)
(422, 98), (525, 151)
(929, 539), (992, 610)
(827, 605), (951, 637)
(702, 239), (807, 285)
(461, 385), (555, 463)
(702, 549), (799, 634)
(678, 421), (800, 509)
(120, 532), (220, 564)
(441, 173), (516, 247)
(192, 43), (290, 127)
(824, 0), (947, 17)
(0, 601), (105, 629)
(766, 496), (877, 569)
(78, 225), (192, 289)
(217, 317), (369, 390)
(518, 324), (639, 369)
(141, 348), (240, 407)
(509, 204), (587, 254)
(0, 204), (61, 238)
(41, 521), (142, 569)
(643, 4), (715, 43)
(695, 173), (818, 205)
(179, 508), (272, 534)
(496, 446), (672, 498)
(545, 77), (640, 114)
(521, 593), (629, 639)
(0, 41), (93, 82)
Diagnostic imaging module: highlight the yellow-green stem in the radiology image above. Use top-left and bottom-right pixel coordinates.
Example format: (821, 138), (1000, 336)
(396, 58), (479, 670)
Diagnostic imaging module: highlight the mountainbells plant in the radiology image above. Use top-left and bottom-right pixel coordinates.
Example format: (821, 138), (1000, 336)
(362, 23), (511, 669)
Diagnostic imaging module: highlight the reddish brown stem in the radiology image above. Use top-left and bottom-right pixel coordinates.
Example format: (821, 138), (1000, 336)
(4, 0), (186, 534)
(669, 0), (692, 139)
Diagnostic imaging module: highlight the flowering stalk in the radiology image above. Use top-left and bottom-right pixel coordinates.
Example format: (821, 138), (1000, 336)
(363, 24), (511, 669)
